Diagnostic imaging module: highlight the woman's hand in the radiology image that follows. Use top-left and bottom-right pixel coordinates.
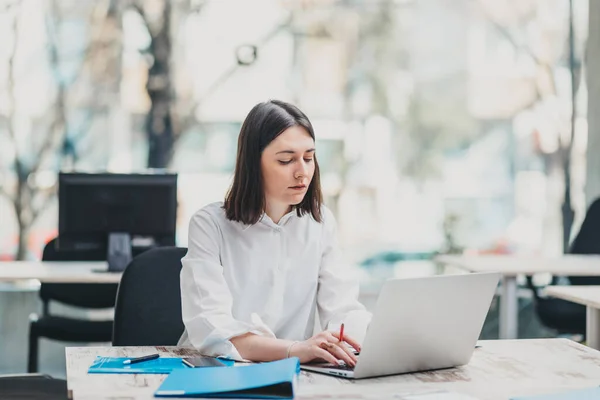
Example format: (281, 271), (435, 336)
(288, 330), (361, 366)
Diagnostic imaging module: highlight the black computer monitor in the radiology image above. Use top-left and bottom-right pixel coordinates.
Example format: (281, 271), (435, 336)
(58, 172), (178, 271)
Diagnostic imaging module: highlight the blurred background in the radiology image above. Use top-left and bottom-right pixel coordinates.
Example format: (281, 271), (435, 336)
(1, 0), (599, 377)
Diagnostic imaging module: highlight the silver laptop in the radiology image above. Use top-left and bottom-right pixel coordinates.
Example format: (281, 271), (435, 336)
(301, 272), (500, 379)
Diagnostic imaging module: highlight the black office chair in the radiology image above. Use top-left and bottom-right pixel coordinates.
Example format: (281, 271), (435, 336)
(28, 238), (117, 373)
(0, 374), (67, 400)
(112, 247), (187, 346)
(566, 198), (600, 285)
(527, 198), (600, 336)
(527, 283), (586, 334)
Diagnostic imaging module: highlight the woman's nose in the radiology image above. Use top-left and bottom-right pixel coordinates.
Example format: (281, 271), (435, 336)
(296, 162), (308, 178)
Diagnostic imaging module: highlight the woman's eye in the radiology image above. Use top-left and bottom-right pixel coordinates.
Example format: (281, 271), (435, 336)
(304, 158), (313, 163)
(278, 160), (293, 165)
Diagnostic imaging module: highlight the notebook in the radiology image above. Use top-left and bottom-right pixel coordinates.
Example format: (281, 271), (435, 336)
(88, 356), (234, 374)
(511, 387), (600, 400)
(154, 357), (300, 398)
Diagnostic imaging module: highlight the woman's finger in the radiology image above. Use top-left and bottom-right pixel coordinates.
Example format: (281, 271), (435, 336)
(323, 340), (355, 367)
(314, 347), (339, 365)
(334, 340), (358, 364)
(330, 331), (362, 353)
(324, 331), (358, 362)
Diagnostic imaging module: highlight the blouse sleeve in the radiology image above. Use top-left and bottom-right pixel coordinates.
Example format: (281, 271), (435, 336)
(180, 209), (275, 359)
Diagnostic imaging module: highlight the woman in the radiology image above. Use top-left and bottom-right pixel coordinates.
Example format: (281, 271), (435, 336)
(178, 100), (371, 366)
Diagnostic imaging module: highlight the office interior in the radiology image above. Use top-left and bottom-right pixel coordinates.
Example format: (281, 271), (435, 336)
(2, 0), (600, 399)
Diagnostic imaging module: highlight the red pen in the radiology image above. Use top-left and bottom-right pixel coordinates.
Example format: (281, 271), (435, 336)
(339, 323), (345, 343)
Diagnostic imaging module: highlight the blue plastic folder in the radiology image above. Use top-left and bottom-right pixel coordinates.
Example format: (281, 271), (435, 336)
(512, 387), (600, 400)
(88, 357), (234, 374)
(154, 357), (300, 399)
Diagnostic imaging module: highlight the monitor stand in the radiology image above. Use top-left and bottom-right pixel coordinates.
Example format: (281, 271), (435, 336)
(106, 232), (133, 272)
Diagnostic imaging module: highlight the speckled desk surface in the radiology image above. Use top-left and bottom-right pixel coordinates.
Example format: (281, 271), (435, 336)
(66, 339), (600, 400)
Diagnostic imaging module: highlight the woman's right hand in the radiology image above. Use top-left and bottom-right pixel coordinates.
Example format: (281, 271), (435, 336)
(288, 330), (361, 366)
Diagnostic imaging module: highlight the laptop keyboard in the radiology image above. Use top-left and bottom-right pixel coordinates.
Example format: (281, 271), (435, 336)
(323, 363), (355, 371)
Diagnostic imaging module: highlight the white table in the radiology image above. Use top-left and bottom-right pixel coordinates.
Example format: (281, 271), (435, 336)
(0, 261), (119, 373)
(545, 285), (600, 350)
(0, 261), (120, 283)
(435, 254), (600, 340)
(65, 339), (600, 400)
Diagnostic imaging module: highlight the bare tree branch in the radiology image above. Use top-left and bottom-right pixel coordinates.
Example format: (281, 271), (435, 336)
(0, 0), (20, 12)
(129, 2), (145, 19)
(0, 42), (116, 95)
(30, 189), (56, 225)
(30, 0), (114, 177)
(475, 0), (543, 64)
(6, 1), (21, 171)
(29, 0), (66, 177)
(173, 15), (294, 146)
(474, 0), (556, 96)
(63, 108), (102, 165)
(3, 1), (30, 258)
(2, 0), (118, 258)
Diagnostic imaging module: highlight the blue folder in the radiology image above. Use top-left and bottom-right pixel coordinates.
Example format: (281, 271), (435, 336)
(88, 356), (234, 374)
(512, 387), (600, 400)
(154, 357), (300, 398)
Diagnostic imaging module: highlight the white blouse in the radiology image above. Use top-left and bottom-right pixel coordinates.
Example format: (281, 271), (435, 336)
(178, 202), (371, 360)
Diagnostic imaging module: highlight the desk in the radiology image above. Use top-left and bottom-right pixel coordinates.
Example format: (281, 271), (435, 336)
(435, 254), (600, 340)
(0, 261), (118, 373)
(0, 261), (119, 283)
(66, 339), (600, 400)
(545, 285), (600, 350)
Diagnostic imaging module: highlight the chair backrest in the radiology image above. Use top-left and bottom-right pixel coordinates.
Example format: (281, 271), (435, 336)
(570, 198), (600, 254)
(112, 247), (187, 346)
(569, 198), (600, 285)
(41, 238), (118, 309)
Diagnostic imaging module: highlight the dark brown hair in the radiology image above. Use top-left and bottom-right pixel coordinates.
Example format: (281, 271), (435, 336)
(224, 100), (323, 225)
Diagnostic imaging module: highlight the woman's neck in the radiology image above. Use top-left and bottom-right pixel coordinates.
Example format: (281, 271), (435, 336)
(264, 202), (292, 224)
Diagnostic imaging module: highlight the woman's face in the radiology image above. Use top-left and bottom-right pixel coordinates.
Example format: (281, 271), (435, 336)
(261, 125), (316, 208)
